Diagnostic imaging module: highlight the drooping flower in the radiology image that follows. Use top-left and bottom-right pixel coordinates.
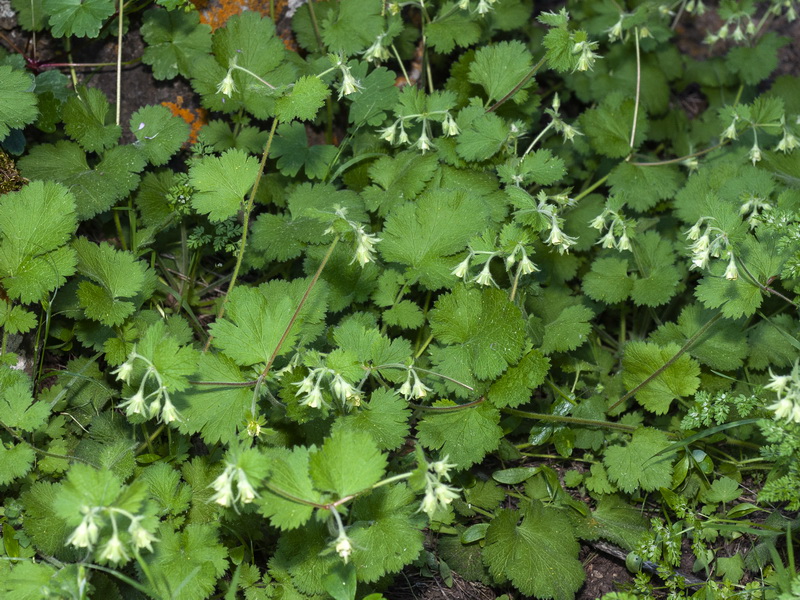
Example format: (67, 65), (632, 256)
(99, 535), (129, 564)
(128, 518), (158, 552)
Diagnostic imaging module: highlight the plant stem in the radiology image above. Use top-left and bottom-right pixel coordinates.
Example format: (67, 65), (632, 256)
(502, 408), (638, 432)
(307, 0), (324, 52)
(626, 28), (641, 157)
(573, 174), (609, 202)
(258, 235), (340, 379)
(206, 118), (279, 349)
(609, 312), (723, 412)
(115, 0), (123, 125)
(487, 56), (547, 113)
(631, 142), (726, 166)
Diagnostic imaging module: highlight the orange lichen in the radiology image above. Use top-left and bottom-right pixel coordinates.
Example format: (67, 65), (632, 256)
(162, 95), (208, 144)
(197, 0), (297, 50)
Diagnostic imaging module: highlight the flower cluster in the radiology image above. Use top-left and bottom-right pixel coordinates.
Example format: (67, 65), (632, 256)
(704, 14), (756, 45)
(765, 361), (800, 424)
(537, 196), (578, 254)
(419, 456), (460, 518)
(571, 39), (601, 72)
(330, 54), (364, 98)
(113, 351), (181, 424)
(451, 249), (499, 287)
(590, 207), (634, 251)
(379, 111), (459, 154)
(776, 115), (800, 153)
(398, 367), (432, 400)
(66, 506), (157, 564)
(505, 243), (540, 276)
(543, 93), (582, 144)
(362, 32), (390, 63)
(294, 366), (361, 409)
(330, 206), (381, 267)
(685, 217), (738, 280)
(210, 462), (259, 507)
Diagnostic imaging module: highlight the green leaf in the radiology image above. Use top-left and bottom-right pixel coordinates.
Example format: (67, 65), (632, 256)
(607, 162), (682, 211)
(0, 66), (38, 140)
(542, 25), (576, 72)
(426, 4), (481, 53)
(488, 350), (550, 408)
(258, 445), (321, 530)
(198, 120), (268, 155)
(320, 0), (383, 55)
(0, 180), (77, 303)
(455, 109), (510, 161)
(483, 500), (585, 600)
(540, 304), (594, 355)
(468, 41), (533, 105)
(73, 238), (149, 326)
(348, 65), (399, 127)
(271, 519), (338, 595)
(43, 0), (115, 37)
(629, 231), (680, 307)
(361, 150), (439, 216)
(621, 341), (700, 414)
(17, 142), (146, 221)
(130, 105), (189, 166)
(582, 257), (632, 304)
(382, 300), (425, 330)
(189, 149), (259, 222)
(309, 429), (387, 497)
(62, 87), (120, 152)
(209, 279), (327, 366)
(0, 304), (37, 334)
(700, 476), (741, 505)
(693, 231), (781, 320)
(604, 427), (672, 494)
(580, 92), (648, 159)
(0, 443), (35, 486)
(275, 76), (330, 123)
(651, 304), (748, 372)
(332, 389), (411, 451)
(725, 33), (788, 86)
(508, 150), (566, 187)
(430, 286), (525, 380)
(270, 121), (338, 179)
(0, 367), (49, 432)
(146, 524), (228, 600)
(348, 483), (425, 582)
(0, 561), (57, 599)
(380, 189), (489, 290)
(417, 402), (503, 469)
(141, 7), (212, 81)
(189, 12), (294, 119)
(584, 495), (649, 550)
(10, 0), (47, 31)
(248, 212), (326, 264)
(174, 353), (252, 446)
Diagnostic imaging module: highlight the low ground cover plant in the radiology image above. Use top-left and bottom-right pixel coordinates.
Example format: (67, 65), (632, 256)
(1, 0), (800, 598)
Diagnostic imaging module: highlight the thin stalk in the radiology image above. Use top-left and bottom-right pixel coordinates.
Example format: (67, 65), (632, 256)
(257, 236), (340, 379)
(206, 118), (279, 349)
(737, 258), (799, 310)
(573, 174), (609, 202)
(307, 0), (324, 52)
(631, 142), (726, 166)
(115, 0), (123, 125)
(487, 55), (547, 113)
(502, 408), (639, 433)
(626, 27), (641, 157)
(391, 44), (411, 85)
(0, 418), (94, 465)
(609, 312), (723, 412)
